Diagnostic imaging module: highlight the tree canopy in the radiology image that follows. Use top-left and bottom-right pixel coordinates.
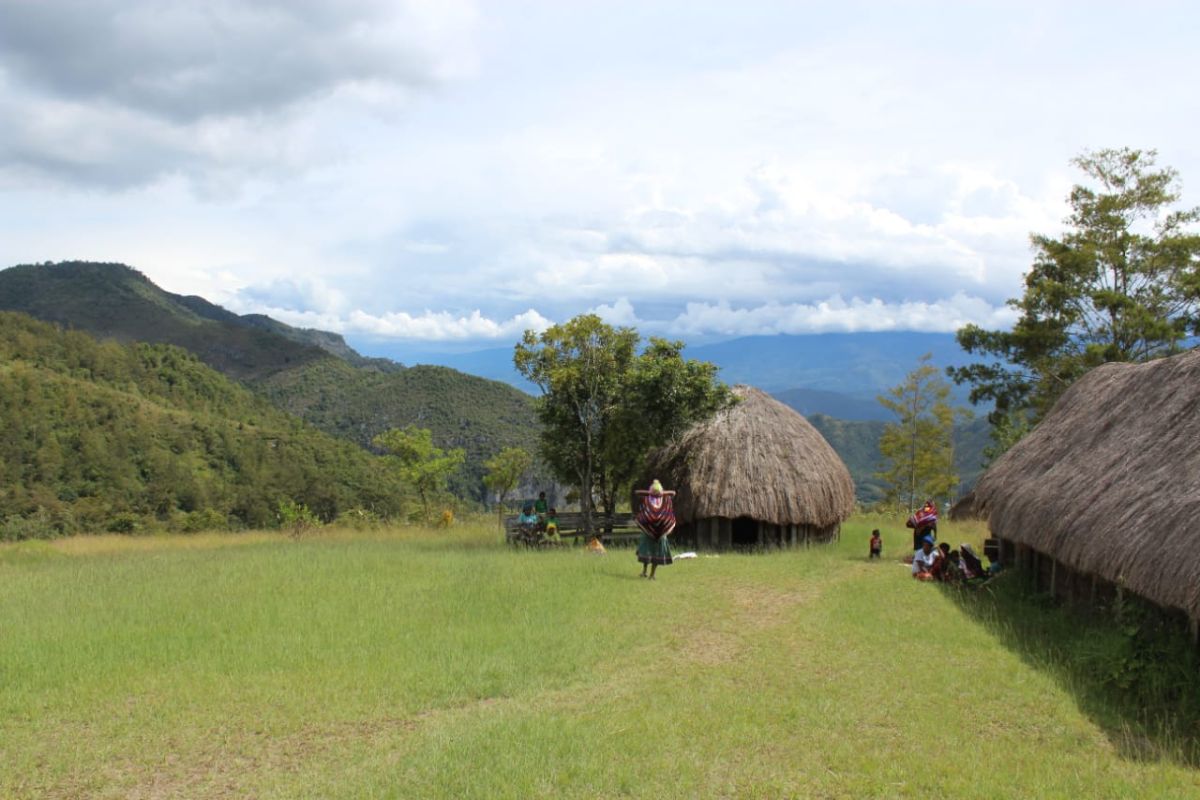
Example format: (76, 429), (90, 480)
(876, 355), (964, 511)
(514, 315), (733, 532)
(483, 446), (533, 528)
(950, 148), (1200, 448)
(373, 426), (464, 523)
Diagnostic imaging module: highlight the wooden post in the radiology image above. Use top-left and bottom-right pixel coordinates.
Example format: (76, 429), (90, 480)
(1050, 559), (1058, 598)
(719, 518), (732, 549)
(1189, 616), (1199, 649)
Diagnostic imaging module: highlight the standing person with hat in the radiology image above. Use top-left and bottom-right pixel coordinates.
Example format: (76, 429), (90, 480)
(634, 479), (676, 579)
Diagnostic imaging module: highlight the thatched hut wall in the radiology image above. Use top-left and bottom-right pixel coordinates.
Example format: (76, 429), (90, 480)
(638, 385), (855, 549)
(972, 349), (1200, 622)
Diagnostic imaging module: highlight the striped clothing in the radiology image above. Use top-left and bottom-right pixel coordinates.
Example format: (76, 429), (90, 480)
(637, 494), (676, 539)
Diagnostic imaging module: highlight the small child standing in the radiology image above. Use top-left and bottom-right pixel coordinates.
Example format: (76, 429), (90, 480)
(869, 529), (882, 559)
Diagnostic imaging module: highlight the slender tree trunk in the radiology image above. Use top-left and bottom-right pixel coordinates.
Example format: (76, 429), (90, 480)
(581, 461), (593, 537)
(907, 381), (921, 511)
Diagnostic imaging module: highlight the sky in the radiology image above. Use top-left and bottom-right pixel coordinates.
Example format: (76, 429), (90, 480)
(1, 0), (1197, 353)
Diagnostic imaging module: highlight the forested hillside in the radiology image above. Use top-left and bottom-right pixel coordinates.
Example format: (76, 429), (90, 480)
(0, 313), (407, 536)
(255, 359), (544, 498)
(0, 262), (542, 499)
(807, 413), (990, 505)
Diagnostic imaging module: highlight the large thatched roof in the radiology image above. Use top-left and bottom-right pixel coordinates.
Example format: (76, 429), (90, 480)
(639, 385), (855, 528)
(972, 348), (1200, 618)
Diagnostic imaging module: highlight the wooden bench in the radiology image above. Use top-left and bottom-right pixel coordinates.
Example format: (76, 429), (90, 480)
(504, 511), (641, 548)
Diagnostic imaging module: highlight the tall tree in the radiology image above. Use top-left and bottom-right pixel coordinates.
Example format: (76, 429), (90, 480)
(876, 354), (965, 511)
(950, 148), (1200, 455)
(596, 337), (732, 519)
(482, 446), (533, 530)
(514, 315), (732, 535)
(373, 426), (465, 523)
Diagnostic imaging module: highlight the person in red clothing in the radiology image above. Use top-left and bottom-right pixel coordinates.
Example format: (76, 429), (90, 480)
(634, 479), (676, 579)
(869, 529), (883, 559)
(928, 543), (952, 581)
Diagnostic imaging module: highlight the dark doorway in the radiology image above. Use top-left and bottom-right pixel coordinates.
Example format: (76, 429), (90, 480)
(731, 516), (758, 549)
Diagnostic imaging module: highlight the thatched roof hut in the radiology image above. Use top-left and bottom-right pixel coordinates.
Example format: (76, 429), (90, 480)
(949, 490), (979, 521)
(972, 348), (1200, 621)
(638, 385), (855, 549)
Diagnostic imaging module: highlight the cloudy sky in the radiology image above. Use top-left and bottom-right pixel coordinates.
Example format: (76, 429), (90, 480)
(1, 0), (1197, 353)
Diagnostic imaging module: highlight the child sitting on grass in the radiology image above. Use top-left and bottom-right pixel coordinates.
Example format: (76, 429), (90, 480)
(869, 529), (882, 559)
(543, 507), (561, 546)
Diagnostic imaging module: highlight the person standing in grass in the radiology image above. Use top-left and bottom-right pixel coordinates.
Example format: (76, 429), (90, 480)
(635, 479), (676, 579)
(869, 529), (882, 559)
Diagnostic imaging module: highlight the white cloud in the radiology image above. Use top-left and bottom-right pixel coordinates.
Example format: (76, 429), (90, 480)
(0, 0), (479, 188)
(588, 297), (639, 326)
(663, 294), (1019, 337)
(255, 305), (552, 341)
(246, 291), (1017, 343)
(2, 0), (1197, 348)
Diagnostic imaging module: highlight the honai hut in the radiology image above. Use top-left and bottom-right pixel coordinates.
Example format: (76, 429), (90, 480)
(638, 385), (855, 550)
(971, 348), (1200, 637)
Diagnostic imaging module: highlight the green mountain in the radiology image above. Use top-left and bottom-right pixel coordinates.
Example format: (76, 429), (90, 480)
(0, 261), (542, 499)
(0, 261), (333, 380)
(0, 312), (408, 535)
(253, 358), (544, 498)
(806, 413), (991, 505)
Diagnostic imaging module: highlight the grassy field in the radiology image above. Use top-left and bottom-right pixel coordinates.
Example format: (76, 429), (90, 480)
(2, 518), (1198, 799)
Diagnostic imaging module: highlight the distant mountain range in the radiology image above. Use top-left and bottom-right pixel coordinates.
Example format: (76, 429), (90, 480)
(362, 330), (980, 422)
(0, 261), (995, 506)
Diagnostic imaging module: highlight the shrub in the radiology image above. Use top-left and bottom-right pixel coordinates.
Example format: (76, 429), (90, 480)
(0, 507), (59, 542)
(277, 499), (320, 539)
(175, 508), (229, 533)
(336, 507), (383, 530)
(105, 512), (141, 534)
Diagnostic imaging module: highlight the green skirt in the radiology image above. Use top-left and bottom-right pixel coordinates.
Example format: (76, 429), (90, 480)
(637, 532), (673, 566)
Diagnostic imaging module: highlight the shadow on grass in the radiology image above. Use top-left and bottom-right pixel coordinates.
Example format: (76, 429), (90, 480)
(943, 572), (1200, 767)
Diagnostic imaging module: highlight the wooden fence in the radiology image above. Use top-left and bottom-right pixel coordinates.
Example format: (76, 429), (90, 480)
(504, 511), (640, 547)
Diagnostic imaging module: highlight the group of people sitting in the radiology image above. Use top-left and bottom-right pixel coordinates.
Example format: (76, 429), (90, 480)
(910, 536), (994, 584)
(866, 499), (998, 585)
(516, 491), (561, 547)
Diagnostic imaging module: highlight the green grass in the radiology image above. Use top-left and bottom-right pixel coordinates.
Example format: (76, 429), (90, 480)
(2, 519), (1198, 798)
